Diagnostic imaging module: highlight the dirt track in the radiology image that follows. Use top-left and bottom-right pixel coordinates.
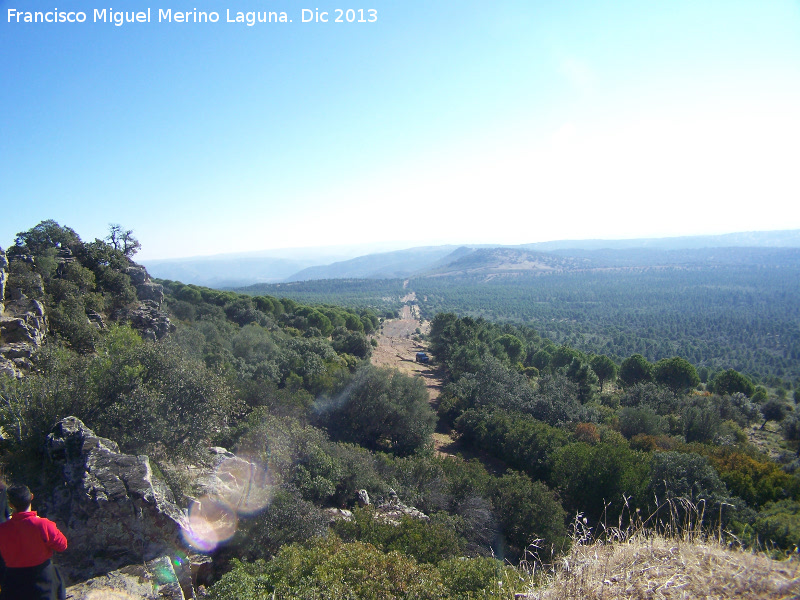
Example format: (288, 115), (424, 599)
(370, 298), (507, 467)
(371, 303), (439, 403)
(370, 300), (463, 456)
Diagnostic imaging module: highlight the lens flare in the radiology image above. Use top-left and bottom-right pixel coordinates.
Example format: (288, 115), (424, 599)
(213, 456), (274, 515)
(182, 496), (238, 552)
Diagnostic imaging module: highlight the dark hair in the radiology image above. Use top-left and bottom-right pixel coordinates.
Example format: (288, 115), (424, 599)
(7, 485), (32, 511)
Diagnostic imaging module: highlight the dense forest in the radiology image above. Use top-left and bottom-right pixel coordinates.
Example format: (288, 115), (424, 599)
(428, 313), (800, 551)
(1, 221), (799, 599)
(242, 278), (406, 313)
(241, 256), (800, 387)
(412, 266), (800, 385)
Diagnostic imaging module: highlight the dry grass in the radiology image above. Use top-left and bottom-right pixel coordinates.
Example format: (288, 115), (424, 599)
(524, 533), (799, 599)
(518, 502), (800, 600)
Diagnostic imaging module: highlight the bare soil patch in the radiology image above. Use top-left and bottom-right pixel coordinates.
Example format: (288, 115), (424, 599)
(371, 308), (459, 455)
(371, 307), (509, 471)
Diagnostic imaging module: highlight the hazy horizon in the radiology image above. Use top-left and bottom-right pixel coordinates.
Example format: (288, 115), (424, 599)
(136, 228), (800, 265)
(4, 1), (799, 260)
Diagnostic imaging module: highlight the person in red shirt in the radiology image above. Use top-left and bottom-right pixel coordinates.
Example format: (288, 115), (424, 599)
(0, 485), (67, 600)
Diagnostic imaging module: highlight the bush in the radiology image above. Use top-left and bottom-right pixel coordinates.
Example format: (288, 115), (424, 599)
(437, 556), (510, 599)
(317, 365), (435, 456)
(752, 500), (800, 552)
(454, 408), (569, 482)
(234, 487), (328, 561)
(86, 328), (237, 459)
(619, 382), (678, 415)
(207, 537), (449, 600)
(333, 507), (463, 564)
(647, 452), (732, 520)
(550, 441), (650, 523)
(491, 470), (570, 560)
(683, 401), (721, 443)
(618, 406), (667, 439)
(708, 451), (800, 507)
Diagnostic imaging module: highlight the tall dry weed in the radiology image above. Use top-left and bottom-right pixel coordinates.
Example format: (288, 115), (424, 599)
(518, 498), (800, 600)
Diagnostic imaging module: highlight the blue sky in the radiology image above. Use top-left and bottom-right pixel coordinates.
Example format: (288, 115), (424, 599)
(2, 0), (799, 260)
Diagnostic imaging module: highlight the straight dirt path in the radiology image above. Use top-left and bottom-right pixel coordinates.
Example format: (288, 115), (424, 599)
(371, 297), (509, 471)
(370, 297), (461, 457)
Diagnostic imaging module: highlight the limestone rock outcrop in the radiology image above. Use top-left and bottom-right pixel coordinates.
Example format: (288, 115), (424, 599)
(323, 488), (429, 526)
(126, 265), (165, 306)
(122, 300), (175, 340)
(0, 250), (47, 378)
(65, 555), (189, 600)
(0, 249), (7, 316)
(114, 265), (171, 339)
(43, 417), (192, 584)
(375, 488), (430, 525)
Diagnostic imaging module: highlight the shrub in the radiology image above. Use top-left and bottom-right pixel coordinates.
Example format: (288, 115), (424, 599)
(333, 507), (463, 564)
(317, 365), (435, 456)
(619, 382), (678, 415)
(647, 452), (733, 522)
(207, 537), (448, 600)
(234, 487), (328, 562)
(436, 556), (510, 599)
(708, 451), (800, 507)
(491, 470), (570, 561)
(550, 441), (650, 523)
(618, 406), (667, 439)
(683, 401), (721, 443)
(752, 500), (800, 552)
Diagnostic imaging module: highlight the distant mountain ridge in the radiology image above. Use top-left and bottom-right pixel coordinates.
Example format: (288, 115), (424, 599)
(424, 247), (592, 277)
(285, 246), (461, 281)
(521, 229), (800, 251)
(143, 229), (800, 287)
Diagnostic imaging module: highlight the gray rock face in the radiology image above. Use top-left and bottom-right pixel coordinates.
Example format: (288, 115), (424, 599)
(323, 508), (354, 525)
(124, 300), (175, 340)
(126, 265), (165, 306)
(44, 417), (192, 584)
(375, 488), (429, 525)
(136, 282), (165, 305)
(125, 266), (148, 286)
(0, 248), (7, 316)
(65, 555), (188, 600)
(86, 310), (106, 330)
(0, 253), (47, 378)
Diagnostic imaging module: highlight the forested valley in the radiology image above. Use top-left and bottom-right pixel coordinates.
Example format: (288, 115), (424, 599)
(1, 221), (799, 599)
(242, 248), (800, 388)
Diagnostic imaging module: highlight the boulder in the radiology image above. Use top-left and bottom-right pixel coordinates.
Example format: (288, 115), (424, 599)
(136, 282), (165, 305)
(0, 266), (47, 375)
(0, 357), (19, 378)
(125, 266), (148, 286)
(0, 248), (7, 315)
(124, 301), (175, 340)
(86, 310), (106, 330)
(43, 417), (193, 585)
(375, 488), (429, 525)
(64, 555), (188, 600)
(323, 508), (354, 525)
(54, 247), (77, 279)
